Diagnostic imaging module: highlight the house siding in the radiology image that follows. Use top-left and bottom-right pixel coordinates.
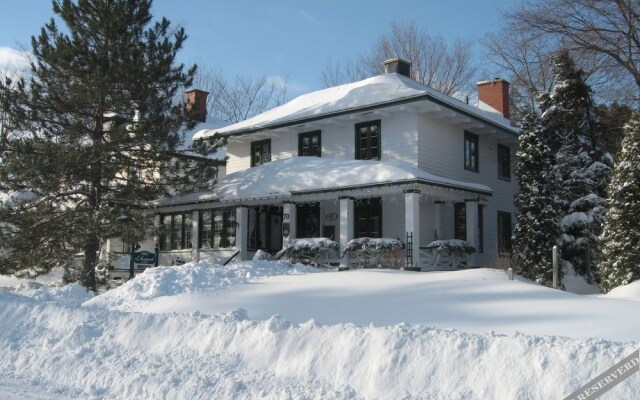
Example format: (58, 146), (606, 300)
(417, 115), (518, 267)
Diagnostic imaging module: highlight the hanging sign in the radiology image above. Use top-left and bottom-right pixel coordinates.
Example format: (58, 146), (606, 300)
(133, 251), (155, 265)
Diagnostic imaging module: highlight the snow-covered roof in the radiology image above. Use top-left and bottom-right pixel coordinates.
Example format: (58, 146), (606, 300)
(151, 157), (492, 207)
(193, 73), (516, 141)
(180, 118), (229, 161)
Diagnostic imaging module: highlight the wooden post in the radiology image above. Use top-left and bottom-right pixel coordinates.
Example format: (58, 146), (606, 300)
(552, 245), (558, 289)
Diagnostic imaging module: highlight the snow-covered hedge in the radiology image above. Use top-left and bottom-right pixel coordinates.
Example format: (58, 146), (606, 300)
(275, 238), (339, 266)
(423, 239), (476, 257)
(342, 237), (405, 269)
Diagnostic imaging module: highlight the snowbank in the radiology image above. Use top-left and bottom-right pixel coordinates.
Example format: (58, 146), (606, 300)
(0, 298), (637, 400)
(85, 260), (318, 311)
(603, 279), (640, 301)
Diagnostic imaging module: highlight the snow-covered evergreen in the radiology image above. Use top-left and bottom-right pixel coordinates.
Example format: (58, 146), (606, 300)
(537, 50), (611, 281)
(513, 112), (563, 285)
(598, 114), (640, 292)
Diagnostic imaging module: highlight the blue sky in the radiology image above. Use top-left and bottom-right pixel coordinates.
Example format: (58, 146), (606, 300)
(0, 0), (520, 95)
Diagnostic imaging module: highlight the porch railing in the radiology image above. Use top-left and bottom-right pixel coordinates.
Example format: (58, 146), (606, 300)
(418, 247), (469, 271)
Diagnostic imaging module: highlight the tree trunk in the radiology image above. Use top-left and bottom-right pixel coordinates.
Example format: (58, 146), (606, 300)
(82, 234), (99, 291)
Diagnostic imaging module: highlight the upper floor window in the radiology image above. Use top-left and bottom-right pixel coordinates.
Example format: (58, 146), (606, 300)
(355, 120), (381, 160)
(464, 131), (479, 172)
(299, 131), (321, 157)
(251, 139), (271, 167)
(498, 144), (511, 181)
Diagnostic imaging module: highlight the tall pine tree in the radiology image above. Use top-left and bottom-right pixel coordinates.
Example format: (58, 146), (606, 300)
(538, 50), (611, 282)
(598, 114), (640, 292)
(0, 0), (212, 290)
(513, 111), (563, 285)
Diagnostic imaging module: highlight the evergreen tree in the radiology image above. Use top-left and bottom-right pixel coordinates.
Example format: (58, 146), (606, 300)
(538, 50), (611, 281)
(598, 114), (640, 292)
(0, 0), (212, 290)
(513, 111), (563, 285)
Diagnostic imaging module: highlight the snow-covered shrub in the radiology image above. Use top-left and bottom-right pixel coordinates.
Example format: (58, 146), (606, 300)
(423, 240), (476, 257)
(276, 238), (339, 266)
(342, 238), (405, 269)
(253, 249), (274, 261)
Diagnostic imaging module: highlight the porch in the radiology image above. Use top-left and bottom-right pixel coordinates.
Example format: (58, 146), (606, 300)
(151, 157), (493, 270)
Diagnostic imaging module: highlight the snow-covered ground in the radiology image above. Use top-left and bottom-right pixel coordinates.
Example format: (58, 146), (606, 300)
(1, 262), (639, 399)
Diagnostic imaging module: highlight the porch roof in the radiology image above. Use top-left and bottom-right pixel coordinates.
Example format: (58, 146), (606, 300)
(151, 157), (492, 208)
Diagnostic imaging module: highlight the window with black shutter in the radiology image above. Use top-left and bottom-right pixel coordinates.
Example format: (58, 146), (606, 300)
(454, 203), (466, 240)
(498, 144), (511, 180)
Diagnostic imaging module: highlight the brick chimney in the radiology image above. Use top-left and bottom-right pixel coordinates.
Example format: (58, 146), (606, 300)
(384, 58), (411, 78)
(477, 79), (510, 119)
(185, 89), (209, 123)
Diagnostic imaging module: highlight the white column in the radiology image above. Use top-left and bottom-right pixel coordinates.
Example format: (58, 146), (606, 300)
(339, 197), (354, 268)
(191, 210), (200, 263)
(235, 207), (249, 261)
(466, 200), (479, 267)
(282, 202), (297, 248)
(404, 190), (421, 269)
(434, 201), (445, 241)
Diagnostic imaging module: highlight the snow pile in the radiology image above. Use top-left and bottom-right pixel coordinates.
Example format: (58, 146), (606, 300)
(17, 283), (93, 304)
(562, 263), (601, 295)
(86, 260), (319, 311)
(602, 279), (640, 301)
(0, 297), (638, 399)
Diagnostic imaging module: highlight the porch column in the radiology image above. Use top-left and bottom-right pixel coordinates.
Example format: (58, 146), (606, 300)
(434, 201), (445, 241)
(235, 207), (249, 261)
(191, 210), (200, 263)
(339, 196), (354, 268)
(282, 202), (297, 248)
(404, 190), (421, 268)
(153, 214), (161, 266)
(466, 200), (479, 267)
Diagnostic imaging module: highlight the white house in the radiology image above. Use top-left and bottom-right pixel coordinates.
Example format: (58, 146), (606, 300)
(150, 58), (519, 270)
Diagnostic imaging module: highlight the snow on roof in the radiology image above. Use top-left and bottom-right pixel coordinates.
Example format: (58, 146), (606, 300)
(152, 157), (492, 206)
(193, 73), (515, 141)
(181, 118), (228, 149)
(179, 118), (229, 160)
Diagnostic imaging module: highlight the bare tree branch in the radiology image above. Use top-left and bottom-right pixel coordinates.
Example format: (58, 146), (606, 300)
(192, 68), (289, 123)
(318, 21), (478, 99)
(505, 0), (640, 103)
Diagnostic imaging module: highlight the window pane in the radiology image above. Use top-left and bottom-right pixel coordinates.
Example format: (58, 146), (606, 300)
(200, 211), (212, 248)
(223, 210), (236, 248)
(355, 121), (381, 160)
(213, 211), (223, 248)
(454, 203), (466, 240)
(172, 214), (182, 250)
(161, 215), (171, 250)
(464, 132), (478, 171)
(184, 213), (192, 249)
